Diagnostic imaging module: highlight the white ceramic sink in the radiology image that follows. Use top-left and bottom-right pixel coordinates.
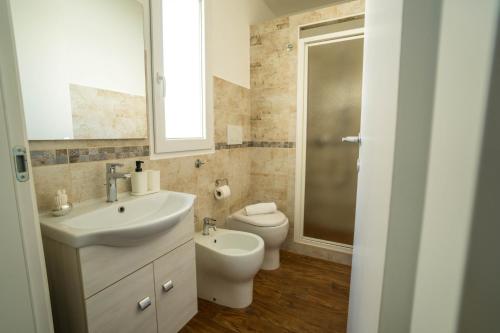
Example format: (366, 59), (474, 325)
(39, 191), (196, 248)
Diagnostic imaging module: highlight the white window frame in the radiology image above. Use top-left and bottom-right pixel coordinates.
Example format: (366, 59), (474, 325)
(146, 0), (213, 159)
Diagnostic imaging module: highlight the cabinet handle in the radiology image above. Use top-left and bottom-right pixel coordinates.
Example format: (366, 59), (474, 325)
(162, 280), (174, 293)
(138, 297), (152, 311)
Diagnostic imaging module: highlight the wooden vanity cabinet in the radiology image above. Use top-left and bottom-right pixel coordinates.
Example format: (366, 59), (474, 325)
(43, 210), (197, 333)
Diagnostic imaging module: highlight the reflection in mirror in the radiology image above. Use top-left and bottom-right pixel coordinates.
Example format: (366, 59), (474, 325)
(10, 0), (147, 140)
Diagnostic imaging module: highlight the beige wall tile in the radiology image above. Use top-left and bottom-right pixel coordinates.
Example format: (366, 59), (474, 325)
(32, 164), (71, 211)
(30, 0), (363, 266)
(214, 76), (251, 143)
(70, 84), (147, 140)
(249, 1), (364, 264)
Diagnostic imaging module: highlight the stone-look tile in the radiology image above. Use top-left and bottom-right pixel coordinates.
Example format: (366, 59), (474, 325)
(70, 84), (147, 140)
(29, 139), (149, 151)
(67, 146), (149, 163)
(32, 164), (71, 211)
(249, 147), (291, 222)
(150, 148), (252, 232)
(249, 1), (364, 265)
(250, 0), (364, 145)
(30, 1), (363, 267)
(30, 149), (68, 167)
(214, 77), (251, 144)
(250, 16), (290, 36)
(32, 145), (149, 166)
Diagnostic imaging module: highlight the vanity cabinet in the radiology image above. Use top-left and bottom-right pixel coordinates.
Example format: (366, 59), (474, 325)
(43, 210), (197, 333)
(154, 242), (197, 333)
(86, 264), (158, 333)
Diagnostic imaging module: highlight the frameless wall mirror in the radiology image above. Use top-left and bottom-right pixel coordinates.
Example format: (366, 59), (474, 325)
(10, 0), (147, 140)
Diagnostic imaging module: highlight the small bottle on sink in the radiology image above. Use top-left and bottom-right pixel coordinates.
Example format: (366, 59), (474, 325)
(131, 161), (148, 195)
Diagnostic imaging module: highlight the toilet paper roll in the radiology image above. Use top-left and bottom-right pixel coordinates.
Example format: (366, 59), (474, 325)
(147, 170), (160, 193)
(214, 185), (231, 200)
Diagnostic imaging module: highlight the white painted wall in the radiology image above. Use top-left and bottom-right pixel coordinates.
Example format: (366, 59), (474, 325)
(65, 0), (145, 96)
(410, 1), (500, 332)
(263, 0), (337, 17)
(205, 0), (275, 88)
(457, 25), (500, 331)
(10, 0), (145, 140)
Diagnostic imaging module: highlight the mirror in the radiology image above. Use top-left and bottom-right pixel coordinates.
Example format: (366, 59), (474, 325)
(10, 0), (147, 140)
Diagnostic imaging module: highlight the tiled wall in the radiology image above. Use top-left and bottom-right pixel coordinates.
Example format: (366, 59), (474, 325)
(30, 77), (254, 231)
(70, 84), (147, 140)
(249, 0), (365, 265)
(30, 0), (364, 265)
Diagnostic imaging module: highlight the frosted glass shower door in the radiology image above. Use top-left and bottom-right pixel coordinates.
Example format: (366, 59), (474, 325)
(303, 36), (363, 246)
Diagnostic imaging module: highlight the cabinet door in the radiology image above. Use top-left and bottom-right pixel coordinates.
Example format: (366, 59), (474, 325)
(154, 241), (197, 333)
(86, 264), (157, 333)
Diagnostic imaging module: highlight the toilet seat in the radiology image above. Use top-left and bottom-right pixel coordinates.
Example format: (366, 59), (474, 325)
(230, 209), (287, 227)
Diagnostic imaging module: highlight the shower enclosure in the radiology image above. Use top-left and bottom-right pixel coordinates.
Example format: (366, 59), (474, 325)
(295, 18), (364, 252)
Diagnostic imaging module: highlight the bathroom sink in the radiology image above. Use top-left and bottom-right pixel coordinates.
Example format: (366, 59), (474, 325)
(39, 191), (196, 248)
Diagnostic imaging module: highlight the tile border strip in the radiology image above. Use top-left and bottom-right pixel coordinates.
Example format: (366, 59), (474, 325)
(249, 141), (296, 148)
(30, 145), (150, 167)
(30, 149), (69, 167)
(30, 141), (295, 167)
(69, 145), (150, 163)
(215, 141), (296, 150)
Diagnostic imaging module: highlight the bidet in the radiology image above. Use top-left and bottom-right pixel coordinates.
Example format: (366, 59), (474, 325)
(194, 229), (264, 308)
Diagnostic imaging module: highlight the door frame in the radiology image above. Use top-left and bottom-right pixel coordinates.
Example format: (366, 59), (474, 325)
(294, 27), (364, 255)
(0, 0), (54, 331)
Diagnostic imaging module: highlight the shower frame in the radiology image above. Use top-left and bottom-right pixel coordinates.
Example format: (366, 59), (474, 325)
(294, 17), (364, 254)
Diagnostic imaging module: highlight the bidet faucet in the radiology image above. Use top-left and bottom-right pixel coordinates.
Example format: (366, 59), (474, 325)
(106, 163), (131, 202)
(202, 217), (217, 236)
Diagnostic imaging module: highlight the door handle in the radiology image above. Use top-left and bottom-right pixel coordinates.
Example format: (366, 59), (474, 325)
(341, 135), (361, 144)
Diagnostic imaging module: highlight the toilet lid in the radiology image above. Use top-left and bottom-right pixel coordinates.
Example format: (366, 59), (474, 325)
(231, 209), (287, 227)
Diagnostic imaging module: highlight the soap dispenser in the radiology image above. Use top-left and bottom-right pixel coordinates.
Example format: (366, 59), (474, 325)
(131, 161), (147, 195)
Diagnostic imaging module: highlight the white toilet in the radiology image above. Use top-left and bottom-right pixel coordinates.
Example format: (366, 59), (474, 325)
(226, 209), (289, 270)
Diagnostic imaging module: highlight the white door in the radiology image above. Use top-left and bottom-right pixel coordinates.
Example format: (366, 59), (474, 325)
(347, 0), (479, 332)
(346, 0), (405, 331)
(0, 0), (53, 332)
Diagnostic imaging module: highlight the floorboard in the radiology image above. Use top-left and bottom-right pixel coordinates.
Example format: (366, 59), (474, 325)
(180, 251), (351, 333)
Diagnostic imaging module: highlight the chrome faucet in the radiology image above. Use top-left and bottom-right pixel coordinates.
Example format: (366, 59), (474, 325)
(106, 163), (131, 202)
(202, 217), (217, 236)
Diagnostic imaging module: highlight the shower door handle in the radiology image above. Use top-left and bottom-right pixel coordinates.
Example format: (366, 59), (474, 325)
(341, 135), (361, 144)
(156, 72), (166, 97)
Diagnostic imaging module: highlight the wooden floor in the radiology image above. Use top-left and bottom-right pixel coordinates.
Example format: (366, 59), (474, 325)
(180, 251), (351, 333)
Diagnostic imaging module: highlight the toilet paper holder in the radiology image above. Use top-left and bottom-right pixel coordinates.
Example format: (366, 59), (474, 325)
(215, 178), (229, 187)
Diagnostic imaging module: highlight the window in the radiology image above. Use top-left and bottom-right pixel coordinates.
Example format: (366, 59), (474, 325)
(151, 0), (211, 155)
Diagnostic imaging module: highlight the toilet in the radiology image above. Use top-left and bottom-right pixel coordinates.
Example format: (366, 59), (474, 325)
(226, 209), (289, 270)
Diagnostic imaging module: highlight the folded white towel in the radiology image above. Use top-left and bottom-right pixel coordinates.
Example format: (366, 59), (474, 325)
(244, 202), (277, 216)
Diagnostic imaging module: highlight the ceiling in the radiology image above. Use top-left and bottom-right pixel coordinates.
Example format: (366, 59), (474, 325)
(262, 0), (341, 17)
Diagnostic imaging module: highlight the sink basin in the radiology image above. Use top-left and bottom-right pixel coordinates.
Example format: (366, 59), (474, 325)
(39, 191), (196, 248)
